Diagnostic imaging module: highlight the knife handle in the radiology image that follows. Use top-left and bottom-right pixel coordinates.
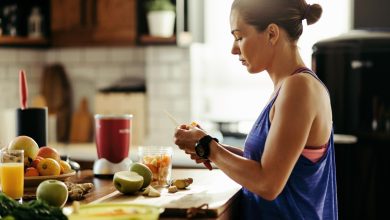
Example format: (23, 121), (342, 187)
(19, 70), (28, 110)
(203, 161), (212, 170)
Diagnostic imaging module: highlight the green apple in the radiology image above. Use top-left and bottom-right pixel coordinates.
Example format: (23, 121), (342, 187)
(129, 162), (152, 189)
(36, 180), (69, 207)
(113, 171), (143, 194)
(8, 136), (39, 166)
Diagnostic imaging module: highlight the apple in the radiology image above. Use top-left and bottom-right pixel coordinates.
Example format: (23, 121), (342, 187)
(129, 162), (152, 189)
(36, 180), (68, 207)
(8, 135), (39, 166)
(37, 146), (61, 162)
(113, 171), (144, 194)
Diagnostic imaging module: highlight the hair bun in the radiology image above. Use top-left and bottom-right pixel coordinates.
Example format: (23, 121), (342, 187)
(304, 3), (322, 25)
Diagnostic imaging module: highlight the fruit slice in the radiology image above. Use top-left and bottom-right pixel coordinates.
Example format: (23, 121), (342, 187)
(113, 171), (143, 194)
(129, 162), (152, 189)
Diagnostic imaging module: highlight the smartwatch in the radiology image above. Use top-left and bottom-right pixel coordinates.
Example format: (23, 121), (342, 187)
(195, 135), (219, 159)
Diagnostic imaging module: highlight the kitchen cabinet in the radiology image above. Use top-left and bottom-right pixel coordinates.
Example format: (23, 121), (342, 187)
(0, 0), (50, 47)
(51, 0), (137, 47)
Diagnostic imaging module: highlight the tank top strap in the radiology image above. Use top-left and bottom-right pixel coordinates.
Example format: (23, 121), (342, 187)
(291, 67), (330, 95)
(269, 67), (329, 107)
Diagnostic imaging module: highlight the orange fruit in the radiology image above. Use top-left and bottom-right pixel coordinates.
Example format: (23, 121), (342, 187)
(25, 167), (39, 177)
(59, 160), (72, 174)
(32, 156), (44, 168)
(37, 158), (61, 176)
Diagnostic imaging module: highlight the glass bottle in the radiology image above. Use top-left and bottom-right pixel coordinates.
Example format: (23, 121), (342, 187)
(28, 7), (43, 38)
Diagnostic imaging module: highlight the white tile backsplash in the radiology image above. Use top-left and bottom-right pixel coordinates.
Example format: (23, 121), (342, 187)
(0, 46), (193, 146)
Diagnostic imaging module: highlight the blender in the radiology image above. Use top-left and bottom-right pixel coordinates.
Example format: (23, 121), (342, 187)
(93, 114), (133, 176)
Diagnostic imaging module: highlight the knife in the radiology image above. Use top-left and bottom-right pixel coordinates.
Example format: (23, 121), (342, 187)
(19, 70), (28, 110)
(163, 110), (213, 170)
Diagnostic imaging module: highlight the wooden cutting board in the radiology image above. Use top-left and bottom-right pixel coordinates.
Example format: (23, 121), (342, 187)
(69, 98), (92, 143)
(88, 169), (242, 218)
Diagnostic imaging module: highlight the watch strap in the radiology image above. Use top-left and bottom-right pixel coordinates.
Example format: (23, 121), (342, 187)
(195, 135), (219, 159)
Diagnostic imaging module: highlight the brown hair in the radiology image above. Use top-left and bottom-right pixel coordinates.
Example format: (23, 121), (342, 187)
(231, 0), (322, 41)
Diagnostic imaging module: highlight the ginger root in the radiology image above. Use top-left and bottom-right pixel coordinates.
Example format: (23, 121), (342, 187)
(168, 185), (178, 193)
(65, 182), (94, 201)
(171, 178), (193, 189)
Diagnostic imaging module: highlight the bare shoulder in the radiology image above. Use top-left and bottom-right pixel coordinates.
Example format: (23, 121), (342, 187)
(280, 72), (325, 98)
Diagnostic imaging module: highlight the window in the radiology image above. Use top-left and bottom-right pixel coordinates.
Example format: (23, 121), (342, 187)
(192, 0), (352, 133)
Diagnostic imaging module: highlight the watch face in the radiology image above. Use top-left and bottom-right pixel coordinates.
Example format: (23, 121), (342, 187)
(196, 146), (205, 157)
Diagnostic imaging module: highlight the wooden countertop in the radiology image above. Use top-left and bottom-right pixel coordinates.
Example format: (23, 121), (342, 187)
(28, 169), (242, 219)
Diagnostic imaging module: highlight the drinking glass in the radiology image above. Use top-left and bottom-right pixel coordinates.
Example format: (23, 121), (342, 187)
(138, 146), (173, 187)
(0, 149), (24, 200)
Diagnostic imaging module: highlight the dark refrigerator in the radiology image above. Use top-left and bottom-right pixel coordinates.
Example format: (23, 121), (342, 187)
(312, 31), (390, 219)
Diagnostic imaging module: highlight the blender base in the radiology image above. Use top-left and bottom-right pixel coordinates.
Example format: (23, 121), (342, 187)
(93, 157), (132, 177)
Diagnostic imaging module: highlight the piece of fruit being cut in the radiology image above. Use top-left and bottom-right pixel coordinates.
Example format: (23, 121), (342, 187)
(113, 171), (144, 194)
(129, 162), (152, 189)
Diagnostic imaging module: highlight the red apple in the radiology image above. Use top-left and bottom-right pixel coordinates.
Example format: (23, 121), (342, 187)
(37, 146), (61, 163)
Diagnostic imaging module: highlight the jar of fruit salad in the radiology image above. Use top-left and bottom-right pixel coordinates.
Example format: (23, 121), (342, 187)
(138, 146), (173, 187)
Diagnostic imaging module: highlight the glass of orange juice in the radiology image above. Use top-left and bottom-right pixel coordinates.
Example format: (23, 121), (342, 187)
(138, 146), (173, 187)
(0, 149), (24, 200)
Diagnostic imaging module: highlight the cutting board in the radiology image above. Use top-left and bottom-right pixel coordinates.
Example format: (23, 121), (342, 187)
(69, 98), (92, 143)
(40, 64), (72, 142)
(89, 169), (242, 218)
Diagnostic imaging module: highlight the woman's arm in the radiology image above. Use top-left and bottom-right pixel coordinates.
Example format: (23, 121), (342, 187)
(204, 75), (318, 200)
(221, 144), (244, 156)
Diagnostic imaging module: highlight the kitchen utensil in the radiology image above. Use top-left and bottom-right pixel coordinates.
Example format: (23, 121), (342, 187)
(163, 110), (213, 170)
(16, 107), (48, 147)
(93, 114), (133, 176)
(19, 69), (28, 109)
(40, 64), (72, 142)
(69, 98), (93, 143)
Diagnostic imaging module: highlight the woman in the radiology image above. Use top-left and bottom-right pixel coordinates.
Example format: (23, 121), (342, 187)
(174, 0), (337, 219)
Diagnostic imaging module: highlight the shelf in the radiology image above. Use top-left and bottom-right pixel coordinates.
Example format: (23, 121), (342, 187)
(0, 36), (49, 47)
(139, 34), (176, 45)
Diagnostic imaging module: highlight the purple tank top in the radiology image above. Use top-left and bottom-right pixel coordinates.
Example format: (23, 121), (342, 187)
(242, 67), (338, 219)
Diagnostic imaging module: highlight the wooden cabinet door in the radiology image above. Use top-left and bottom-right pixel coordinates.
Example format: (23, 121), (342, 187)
(94, 0), (137, 45)
(51, 0), (82, 32)
(51, 0), (137, 47)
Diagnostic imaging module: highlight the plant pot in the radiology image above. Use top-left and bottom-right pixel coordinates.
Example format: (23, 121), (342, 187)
(147, 11), (175, 37)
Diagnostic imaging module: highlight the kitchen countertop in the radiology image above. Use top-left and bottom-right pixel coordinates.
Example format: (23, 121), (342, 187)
(59, 169), (242, 219)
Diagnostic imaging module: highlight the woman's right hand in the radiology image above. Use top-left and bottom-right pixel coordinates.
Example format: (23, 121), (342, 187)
(174, 124), (206, 155)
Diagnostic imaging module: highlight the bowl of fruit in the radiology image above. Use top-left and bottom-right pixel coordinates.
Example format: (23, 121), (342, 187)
(7, 136), (76, 187)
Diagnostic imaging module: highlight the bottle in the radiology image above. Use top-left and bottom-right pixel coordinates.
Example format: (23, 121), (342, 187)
(28, 7), (43, 38)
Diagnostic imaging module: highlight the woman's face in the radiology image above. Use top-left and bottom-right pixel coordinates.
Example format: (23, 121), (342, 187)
(230, 9), (273, 73)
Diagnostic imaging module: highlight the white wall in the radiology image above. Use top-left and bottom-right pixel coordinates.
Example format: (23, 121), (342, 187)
(0, 46), (192, 147)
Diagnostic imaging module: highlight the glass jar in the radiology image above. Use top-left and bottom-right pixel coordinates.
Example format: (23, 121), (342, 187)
(138, 146), (173, 187)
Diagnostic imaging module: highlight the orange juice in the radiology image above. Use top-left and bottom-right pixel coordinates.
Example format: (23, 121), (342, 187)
(0, 163), (24, 199)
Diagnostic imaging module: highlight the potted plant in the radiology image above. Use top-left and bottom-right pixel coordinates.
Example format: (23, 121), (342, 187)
(146, 0), (176, 37)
